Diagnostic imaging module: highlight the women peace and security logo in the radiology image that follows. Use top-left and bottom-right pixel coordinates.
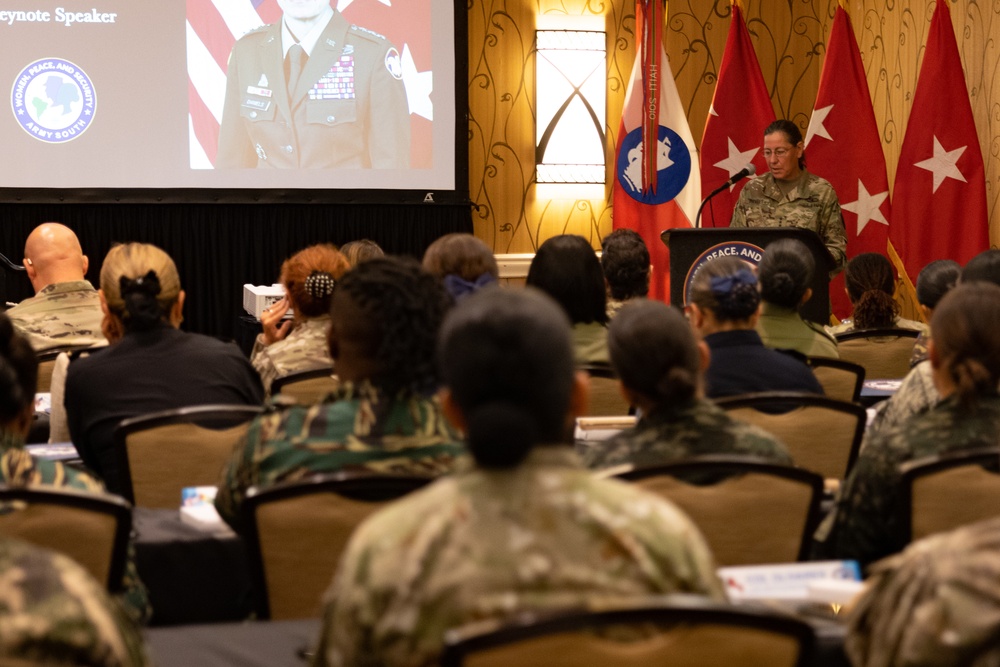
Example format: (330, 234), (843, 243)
(11, 58), (96, 143)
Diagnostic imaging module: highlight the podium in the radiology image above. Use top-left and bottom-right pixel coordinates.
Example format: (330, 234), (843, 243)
(661, 227), (834, 325)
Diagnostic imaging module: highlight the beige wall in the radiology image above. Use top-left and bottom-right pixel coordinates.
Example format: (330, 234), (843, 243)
(468, 0), (1000, 254)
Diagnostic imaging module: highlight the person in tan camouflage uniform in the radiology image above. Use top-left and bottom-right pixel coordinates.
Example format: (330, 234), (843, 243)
(582, 299), (791, 471)
(730, 120), (847, 274)
(312, 288), (725, 667)
(0, 313), (150, 624)
(215, 257), (466, 533)
(251, 244), (350, 395)
(815, 282), (1000, 568)
(6, 222), (106, 352)
(0, 536), (151, 667)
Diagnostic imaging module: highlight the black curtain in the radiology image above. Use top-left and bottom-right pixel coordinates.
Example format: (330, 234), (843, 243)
(0, 202), (472, 340)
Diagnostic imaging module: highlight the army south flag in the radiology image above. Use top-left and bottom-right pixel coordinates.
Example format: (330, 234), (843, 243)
(889, 0), (987, 285)
(612, 0), (700, 302)
(699, 0), (774, 229)
(805, 2), (890, 320)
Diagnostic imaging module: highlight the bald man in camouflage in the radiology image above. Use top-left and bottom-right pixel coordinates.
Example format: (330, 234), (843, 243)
(6, 223), (105, 351)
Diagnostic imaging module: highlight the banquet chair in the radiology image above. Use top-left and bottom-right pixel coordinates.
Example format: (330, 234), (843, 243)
(440, 596), (816, 667)
(900, 446), (1000, 543)
(243, 471), (433, 620)
(806, 357), (865, 404)
(36, 344), (96, 393)
(834, 328), (920, 380)
(0, 485), (131, 591)
(578, 363), (632, 417)
(614, 457), (823, 566)
(113, 404), (264, 508)
(714, 392), (866, 480)
(270, 366), (339, 404)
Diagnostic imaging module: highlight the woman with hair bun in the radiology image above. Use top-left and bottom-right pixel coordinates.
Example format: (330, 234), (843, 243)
(688, 255), (822, 398)
(828, 253), (925, 334)
(817, 282), (1000, 567)
(756, 238), (838, 358)
(312, 288), (725, 667)
(583, 299), (790, 470)
(252, 244), (350, 394)
(65, 243), (264, 495)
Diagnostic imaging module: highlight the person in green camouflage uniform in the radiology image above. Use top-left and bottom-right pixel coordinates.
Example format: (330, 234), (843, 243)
(0, 536), (150, 667)
(582, 300), (791, 470)
(730, 120), (847, 274)
(251, 244), (350, 395)
(313, 288), (726, 667)
(0, 313), (150, 624)
(815, 283), (1000, 568)
(846, 516), (1000, 667)
(6, 223), (105, 352)
(216, 257), (466, 532)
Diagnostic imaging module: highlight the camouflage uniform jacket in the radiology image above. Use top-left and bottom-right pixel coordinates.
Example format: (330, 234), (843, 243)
(815, 393), (1000, 568)
(250, 315), (332, 395)
(5, 280), (106, 352)
(863, 360), (938, 449)
(0, 536), (151, 667)
(214, 380), (467, 532)
(582, 398), (792, 470)
(756, 302), (839, 359)
(846, 516), (1000, 667)
(313, 447), (726, 667)
(0, 429), (153, 625)
(730, 170), (848, 273)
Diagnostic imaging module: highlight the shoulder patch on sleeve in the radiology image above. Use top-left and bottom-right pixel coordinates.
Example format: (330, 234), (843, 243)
(384, 47), (403, 79)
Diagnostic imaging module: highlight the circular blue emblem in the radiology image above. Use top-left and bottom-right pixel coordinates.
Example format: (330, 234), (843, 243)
(616, 125), (691, 205)
(683, 241), (764, 305)
(11, 58), (96, 143)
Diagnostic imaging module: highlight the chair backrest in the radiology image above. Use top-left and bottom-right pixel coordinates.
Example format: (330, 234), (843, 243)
(244, 471), (433, 620)
(35, 345), (95, 393)
(578, 363), (632, 417)
(113, 404), (264, 508)
(714, 392), (866, 480)
(616, 457), (823, 566)
(440, 597), (816, 667)
(807, 357), (865, 403)
(270, 367), (339, 404)
(900, 447), (1000, 543)
(0, 486), (131, 591)
(834, 328), (920, 380)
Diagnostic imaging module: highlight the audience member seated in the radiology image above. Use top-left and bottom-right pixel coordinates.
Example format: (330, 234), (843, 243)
(251, 244), (350, 395)
(339, 239), (384, 266)
(688, 256), (822, 399)
(311, 288), (725, 667)
(0, 313), (149, 623)
(815, 282), (1000, 568)
(6, 222), (106, 351)
(421, 232), (499, 302)
(582, 299), (791, 470)
(600, 228), (650, 319)
(215, 257), (466, 532)
(828, 252), (925, 335)
(847, 516), (1000, 667)
(0, 536), (151, 667)
(65, 243), (264, 496)
(756, 239), (838, 359)
(909, 259), (960, 366)
(527, 235), (610, 364)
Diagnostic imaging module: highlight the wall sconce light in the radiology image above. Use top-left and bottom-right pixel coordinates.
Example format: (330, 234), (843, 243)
(535, 30), (606, 185)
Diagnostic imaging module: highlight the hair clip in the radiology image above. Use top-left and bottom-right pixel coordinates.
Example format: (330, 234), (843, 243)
(709, 267), (757, 296)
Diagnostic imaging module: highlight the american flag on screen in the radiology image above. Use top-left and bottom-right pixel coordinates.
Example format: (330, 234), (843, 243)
(185, 0), (434, 169)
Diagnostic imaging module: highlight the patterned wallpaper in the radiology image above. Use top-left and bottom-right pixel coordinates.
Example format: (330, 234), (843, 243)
(468, 0), (1000, 255)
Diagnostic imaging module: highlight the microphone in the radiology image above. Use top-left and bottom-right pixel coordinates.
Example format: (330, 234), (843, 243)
(695, 164), (758, 228)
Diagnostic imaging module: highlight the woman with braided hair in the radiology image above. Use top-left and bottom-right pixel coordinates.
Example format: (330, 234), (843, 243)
(688, 255), (822, 399)
(65, 243), (263, 496)
(828, 252), (925, 334)
(816, 282), (1000, 567)
(252, 244), (350, 395)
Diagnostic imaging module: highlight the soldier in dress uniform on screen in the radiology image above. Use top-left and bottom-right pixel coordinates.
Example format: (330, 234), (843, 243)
(217, 0), (410, 169)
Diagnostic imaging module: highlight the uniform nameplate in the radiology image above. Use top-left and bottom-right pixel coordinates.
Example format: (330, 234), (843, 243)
(242, 98), (271, 111)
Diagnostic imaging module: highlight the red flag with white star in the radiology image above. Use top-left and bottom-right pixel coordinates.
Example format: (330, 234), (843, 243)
(889, 0), (987, 284)
(805, 4), (890, 320)
(698, 0), (774, 228)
